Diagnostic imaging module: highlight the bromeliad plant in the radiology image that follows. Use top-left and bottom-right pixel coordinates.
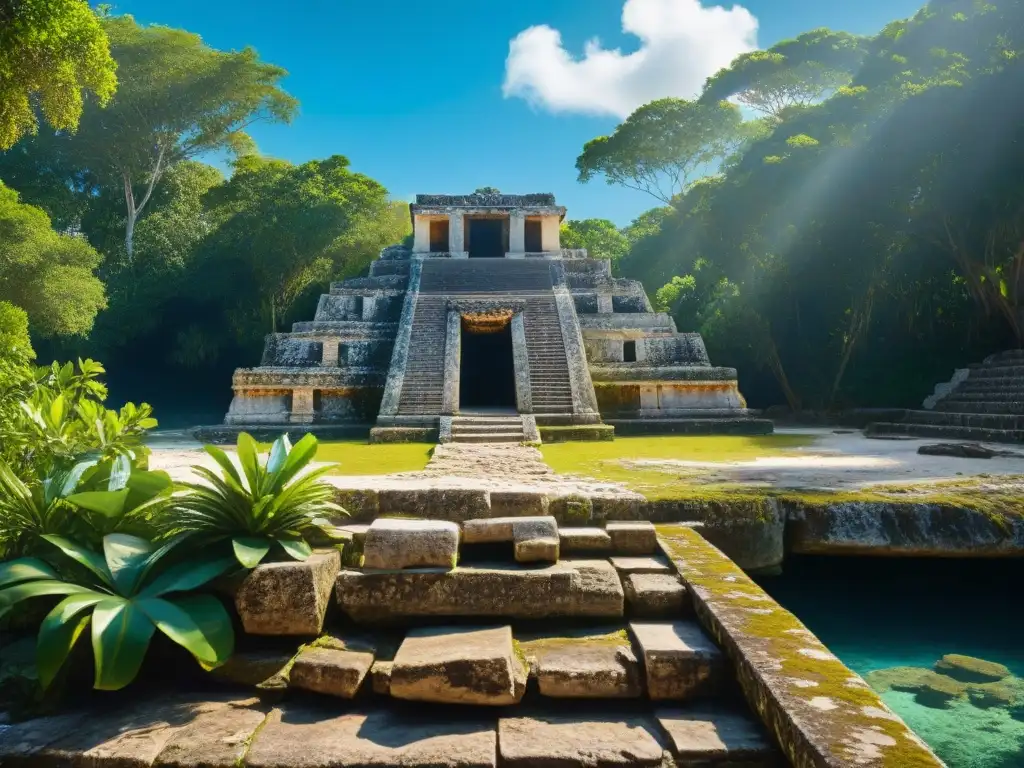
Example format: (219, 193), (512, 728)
(160, 433), (347, 568)
(0, 534), (235, 691)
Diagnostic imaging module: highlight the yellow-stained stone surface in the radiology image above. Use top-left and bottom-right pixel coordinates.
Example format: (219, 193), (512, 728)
(657, 525), (944, 767)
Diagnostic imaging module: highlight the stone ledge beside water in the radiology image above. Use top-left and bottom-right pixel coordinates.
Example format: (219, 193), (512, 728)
(657, 525), (944, 767)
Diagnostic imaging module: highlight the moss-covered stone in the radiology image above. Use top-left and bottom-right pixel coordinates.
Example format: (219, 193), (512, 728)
(935, 654), (1010, 683)
(657, 525), (943, 767)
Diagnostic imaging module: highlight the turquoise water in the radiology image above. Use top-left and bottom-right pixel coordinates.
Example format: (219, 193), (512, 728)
(757, 557), (1024, 768)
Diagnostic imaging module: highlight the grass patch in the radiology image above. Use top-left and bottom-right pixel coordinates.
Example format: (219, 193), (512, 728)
(256, 440), (433, 475)
(539, 434), (816, 496)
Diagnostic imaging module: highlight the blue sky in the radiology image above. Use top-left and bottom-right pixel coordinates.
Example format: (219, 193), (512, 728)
(112, 0), (925, 226)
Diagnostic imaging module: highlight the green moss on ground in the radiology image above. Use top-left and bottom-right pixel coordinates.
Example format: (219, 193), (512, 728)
(267, 440), (434, 475)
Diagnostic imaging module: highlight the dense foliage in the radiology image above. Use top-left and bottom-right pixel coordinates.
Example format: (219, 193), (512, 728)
(0, 11), (409, 419)
(0, 0), (117, 150)
(582, 0), (1024, 410)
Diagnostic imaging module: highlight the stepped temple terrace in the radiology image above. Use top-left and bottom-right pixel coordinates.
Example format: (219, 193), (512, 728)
(221, 192), (771, 442)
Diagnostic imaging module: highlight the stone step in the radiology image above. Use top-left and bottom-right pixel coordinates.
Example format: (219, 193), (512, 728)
(866, 421), (1024, 443)
(336, 560), (624, 623)
(517, 627), (643, 699)
(451, 425), (525, 434)
(959, 378), (1024, 391)
(451, 433), (525, 443)
(902, 410), (1024, 429)
(968, 364), (1024, 378)
(936, 400), (1024, 414)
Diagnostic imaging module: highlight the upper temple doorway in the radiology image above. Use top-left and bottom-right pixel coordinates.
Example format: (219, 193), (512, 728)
(467, 218), (507, 259)
(460, 323), (516, 409)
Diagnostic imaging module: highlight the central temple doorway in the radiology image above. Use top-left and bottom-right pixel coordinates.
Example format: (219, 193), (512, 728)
(460, 322), (516, 410)
(468, 218), (506, 259)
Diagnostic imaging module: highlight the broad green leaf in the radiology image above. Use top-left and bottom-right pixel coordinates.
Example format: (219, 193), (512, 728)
(0, 558), (59, 588)
(137, 556), (235, 599)
(138, 595), (234, 668)
(266, 434), (290, 476)
(278, 539), (313, 561)
(0, 581), (97, 609)
(41, 535), (114, 588)
(55, 459), (100, 500)
(91, 598), (156, 690)
(37, 594), (104, 689)
(103, 534), (155, 595)
(270, 433), (318, 492)
(235, 433), (262, 495)
(202, 445), (243, 489)
(66, 489), (130, 519)
(125, 470), (172, 500)
(108, 454), (132, 492)
(48, 394), (66, 428)
(232, 537), (271, 568)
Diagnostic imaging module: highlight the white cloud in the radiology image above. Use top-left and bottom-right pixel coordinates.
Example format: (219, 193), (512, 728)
(502, 0), (759, 118)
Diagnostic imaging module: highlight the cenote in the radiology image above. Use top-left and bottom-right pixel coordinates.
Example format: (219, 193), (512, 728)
(758, 556), (1024, 768)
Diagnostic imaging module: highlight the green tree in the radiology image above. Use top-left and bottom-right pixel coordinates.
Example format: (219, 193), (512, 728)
(576, 98), (746, 203)
(21, 14), (297, 261)
(0, 0), (117, 150)
(0, 183), (105, 338)
(702, 30), (868, 120)
(560, 219), (629, 262)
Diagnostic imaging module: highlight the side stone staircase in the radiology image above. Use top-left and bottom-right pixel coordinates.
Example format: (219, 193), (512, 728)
(867, 349), (1024, 443)
(396, 295), (448, 415)
(523, 296), (575, 420)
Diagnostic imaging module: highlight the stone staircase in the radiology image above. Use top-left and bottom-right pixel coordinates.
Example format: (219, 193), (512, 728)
(523, 296), (575, 419)
(450, 414), (526, 443)
(206, 517), (782, 766)
(396, 295), (448, 416)
(867, 349), (1024, 443)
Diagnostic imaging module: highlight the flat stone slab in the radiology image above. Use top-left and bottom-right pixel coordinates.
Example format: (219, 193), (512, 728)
(630, 621), (725, 700)
(363, 518), (459, 570)
(624, 573), (689, 619)
(559, 527), (612, 553)
(0, 696), (246, 767)
(656, 707), (778, 765)
(289, 646), (374, 698)
(498, 714), (663, 767)
(519, 631), (642, 699)
(154, 703), (268, 767)
(610, 556), (673, 574)
(235, 550), (340, 636)
(607, 521), (658, 554)
(390, 626), (526, 706)
(246, 705), (497, 768)
(336, 560), (623, 622)
(209, 650), (294, 689)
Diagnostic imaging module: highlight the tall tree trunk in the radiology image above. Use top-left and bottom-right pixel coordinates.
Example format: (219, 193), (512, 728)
(828, 282), (877, 409)
(766, 336), (801, 411)
(121, 145), (167, 262)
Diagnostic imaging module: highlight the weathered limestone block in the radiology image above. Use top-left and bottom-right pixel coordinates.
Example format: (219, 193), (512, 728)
(335, 560), (623, 622)
(154, 702), (269, 767)
(658, 525), (943, 766)
(610, 555), (673, 574)
(289, 647), (374, 699)
(559, 527), (612, 553)
(371, 660), (393, 695)
(379, 488), (490, 522)
(630, 621), (726, 700)
(246, 705), (498, 768)
(592, 495), (644, 522)
(522, 633), (643, 698)
(607, 521), (658, 554)
(513, 518), (559, 563)
(0, 696), (237, 766)
(656, 707), (778, 765)
(489, 490), (549, 518)
(235, 550), (340, 636)
(362, 518), (459, 570)
(210, 650), (295, 689)
(390, 626), (527, 706)
(497, 715), (663, 768)
(624, 573), (690, 619)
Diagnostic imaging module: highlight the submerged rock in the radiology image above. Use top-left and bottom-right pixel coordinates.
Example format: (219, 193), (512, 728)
(935, 653), (1011, 683)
